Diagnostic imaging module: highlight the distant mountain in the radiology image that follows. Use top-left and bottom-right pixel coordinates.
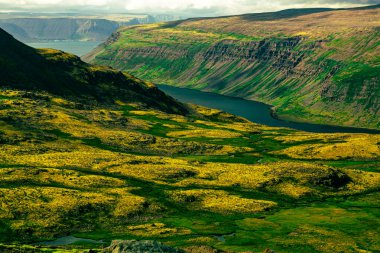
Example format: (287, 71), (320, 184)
(0, 18), (119, 41)
(0, 14), (182, 42)
(85, 5), (380, 129)
(0, 28), (188, 115)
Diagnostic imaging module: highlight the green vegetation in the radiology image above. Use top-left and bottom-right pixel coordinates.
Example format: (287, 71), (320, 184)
(0, 27), (379, 253)
(1, 88), (379, 253)
(86, 6), (380, 129)
(0, 28), (188, 116)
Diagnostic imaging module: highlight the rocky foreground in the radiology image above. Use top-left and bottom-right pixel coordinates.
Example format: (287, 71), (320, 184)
(102, 240), (275, 253)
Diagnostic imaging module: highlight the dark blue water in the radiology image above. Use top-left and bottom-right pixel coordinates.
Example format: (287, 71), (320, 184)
(159, 85), (380, 134)
(26, 41), (101, 56)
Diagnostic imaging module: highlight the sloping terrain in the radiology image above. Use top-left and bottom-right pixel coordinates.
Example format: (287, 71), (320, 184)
(0, 28), (188, 115)
(85, 5), (380, 129)
(0, 29), (379, 253)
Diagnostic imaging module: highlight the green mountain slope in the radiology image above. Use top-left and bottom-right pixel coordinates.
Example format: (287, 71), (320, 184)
(0, 28), (188, 115)
(85, 5), (380, 129)
(1, 28), (380, 253)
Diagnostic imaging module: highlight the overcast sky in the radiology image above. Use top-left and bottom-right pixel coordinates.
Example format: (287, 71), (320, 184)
(0, 0), (379, 16)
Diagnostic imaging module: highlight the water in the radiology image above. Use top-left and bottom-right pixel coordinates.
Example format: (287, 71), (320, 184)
(22, 40), (379, 134)
(159, 85), (380, 134)
(26, 41), (101, 57)
(38, 235), (103, 246)
(213, 233), (236, 242)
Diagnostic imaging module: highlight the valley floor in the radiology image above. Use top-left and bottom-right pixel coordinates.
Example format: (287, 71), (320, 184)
(0, 89), (379, 252)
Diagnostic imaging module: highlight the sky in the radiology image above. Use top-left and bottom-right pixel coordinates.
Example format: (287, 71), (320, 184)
(0, 0), (379, 16)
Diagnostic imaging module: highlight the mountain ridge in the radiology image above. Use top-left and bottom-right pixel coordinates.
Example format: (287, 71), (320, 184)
(86, 4), (380, 129)
(0, 28), (189, 115)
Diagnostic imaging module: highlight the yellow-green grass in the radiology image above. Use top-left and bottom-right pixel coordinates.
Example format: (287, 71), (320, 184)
(0, 88), (379, 252)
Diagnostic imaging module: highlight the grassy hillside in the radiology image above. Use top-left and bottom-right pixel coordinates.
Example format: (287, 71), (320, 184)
(2, 80), (380, 253)
(0, 28), (188, 115)
(1, 28), (380, 253)
(86, 5), (380, 129)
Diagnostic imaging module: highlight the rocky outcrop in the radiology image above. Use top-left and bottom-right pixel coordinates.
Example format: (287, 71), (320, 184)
(311, 168), (352, 188)
(103, 240), (185, 253)
(102, 241), (276, 253)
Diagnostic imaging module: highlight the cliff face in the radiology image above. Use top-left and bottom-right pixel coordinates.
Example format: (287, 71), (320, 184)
(86, 6), (380, 129)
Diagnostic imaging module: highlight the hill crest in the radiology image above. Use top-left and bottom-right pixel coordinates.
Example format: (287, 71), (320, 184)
(0, 28), (189, 115)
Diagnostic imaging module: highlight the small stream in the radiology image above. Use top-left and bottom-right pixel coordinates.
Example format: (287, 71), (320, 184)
(213, 233), (236, 242)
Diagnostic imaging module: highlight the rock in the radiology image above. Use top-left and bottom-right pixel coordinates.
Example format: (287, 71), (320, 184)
(311, 168), (351, 188)
(103, 240), (185, 253)
(184, 245), (220, 253)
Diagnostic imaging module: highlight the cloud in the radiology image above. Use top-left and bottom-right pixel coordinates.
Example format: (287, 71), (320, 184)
(0, 0), (379, 16)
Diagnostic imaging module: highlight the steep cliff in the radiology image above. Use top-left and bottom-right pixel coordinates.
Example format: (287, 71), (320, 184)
(86, 5), (380, 129)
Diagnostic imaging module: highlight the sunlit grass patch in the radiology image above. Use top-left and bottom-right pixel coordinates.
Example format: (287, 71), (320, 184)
(0, 187), (114, 239)
(175, 162), (356, 194)
(129, 110), (160, 116)
(275, 134), (380, 160)
(126, 223), (191, 237)
(167, 129), (242, 138)
(0, 167), (126, 189)
(0, 142), (121, 168)
(0, 244), (83, 253)
(107, 188), (148, 218)
(266, 182), (314, 198)
(185, 236), (216, 244)
(105, 158), (197, 183)
(51, 97), (74, 107)
(168, 189), (277, 214)
(37, 48), (78, 62)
